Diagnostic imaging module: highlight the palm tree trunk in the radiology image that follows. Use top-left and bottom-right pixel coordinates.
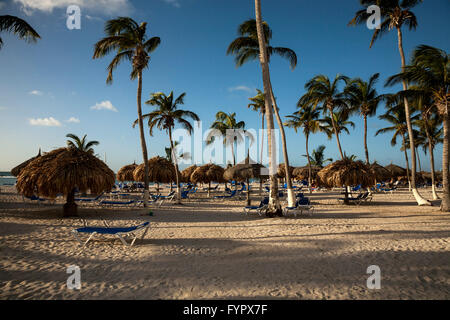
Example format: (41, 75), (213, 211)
(416, 146), (422, 173)
(396, 27), (429, 205)
(425, 129), (439, 200)
(402, 134), (411, 190)
(63, 188), (78, 217)
(260, 114), (264, 163)
(305, 132), (312, 194)
(330, 106), (345, 160)
(254, 0), (280, 216)
(168, 127), (181, 204)
(267, 78), (295, 207)
(231, 142), (236, 166)
(364, 115), (369, 165)
(441, 112), (450, 211)
(137, 71), (150, 207)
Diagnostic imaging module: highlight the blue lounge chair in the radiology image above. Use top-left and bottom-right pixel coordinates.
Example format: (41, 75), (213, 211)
(75, 193), (104, 204)
(99, 200), (136, 207)
(72, 222), (150, 247)
(243, 197), (269, 216)
(214, 190), (237, 199)
(283, 197), (314, 217)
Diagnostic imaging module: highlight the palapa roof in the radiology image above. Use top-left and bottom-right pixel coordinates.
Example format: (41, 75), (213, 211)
(16, 147), (115, 198)
(223, 163), (267, 182)
(11, 149), (41, 177)
(317, 158), (375, 188)
(133, 156), (177, 183)
(180, 165), (198, 183)
(116, 162), (138, 182)
(292, 166), (321, 181)
(191, 163), (225, 184)
(370, 162), (391, 181)
(277, 163), (294, 178)
(385, 164), (407, 178)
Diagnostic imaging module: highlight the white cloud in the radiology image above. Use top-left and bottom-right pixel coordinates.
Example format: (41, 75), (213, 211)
(228, 85), (254, 94)
(85, 15), (104, 22)
(66, 117), (80, 123)
(29, 117), (62, 127)
(90, 100), (118, 112)
(29, 90), (43, 96)
(163, 0), (180, 8)
(14, 0), (132, 16)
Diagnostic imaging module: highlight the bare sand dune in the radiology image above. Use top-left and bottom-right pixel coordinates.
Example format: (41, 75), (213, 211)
(0, 185), (449, 300)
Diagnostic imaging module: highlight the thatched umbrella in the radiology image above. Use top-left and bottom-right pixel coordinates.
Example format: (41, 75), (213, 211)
(181, 165), (197, 183)
(11, 149), (41, 177)
(117, 162), (138, 182)
(385, 164), (407, 179)
(191, 164), (225, 197)
(133, 156), (177, 191)
(223, 163), (267, 205)
(370, 162), (391, 182)
(317, 158), (375, 204)
(16, 147), (115, 216)
(277, 163), (294, 180)
(292, 166), (321, 181)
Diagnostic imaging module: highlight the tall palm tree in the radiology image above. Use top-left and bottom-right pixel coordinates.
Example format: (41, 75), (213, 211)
(93, 17), (160, 207)
(134, 91), (199, 203)
(345, 73), (383, 164)
(0, 15), (40, 49)
(349, 0), (427, 205)
(207, 112), (247, 166)
(66, 134), (99, 155)
(228, 15), (298, 208)
(376, 97), (420, 186)
(299, 74), (350, 160)
(303, 145), (333, 168)
(385, 45), (449, 210)
(321, 111), (356, 140)
(285, 104), (324, 190)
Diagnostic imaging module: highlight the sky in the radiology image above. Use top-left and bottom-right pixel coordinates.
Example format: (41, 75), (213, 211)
(0, 0), (449, 172)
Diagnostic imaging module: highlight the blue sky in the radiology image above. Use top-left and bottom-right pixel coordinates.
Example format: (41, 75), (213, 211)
(0, 0), (449, 172)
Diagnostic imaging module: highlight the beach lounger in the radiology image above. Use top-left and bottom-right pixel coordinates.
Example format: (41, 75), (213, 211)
(72, 221), (150, 247)
(75, 193), (104, 205)
(283, 197), (314, 217)
(99, 200), (136, 207)
(243, 197), (269, 216)
(214, 190), (237, 199)
(157, 191), (176, 207)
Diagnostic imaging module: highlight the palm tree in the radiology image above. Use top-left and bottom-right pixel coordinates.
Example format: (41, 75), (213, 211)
(134, 91), (199, 203)
(303, 145), (333, 168)
(385, 45), (449, 210)
(299, 74), (350, 160)
(321, 111), (356, 140)
(349, 0), (427, 205)
(93, 17), (160, 207)
(345, 73), (383, 164)
(0, 15), (40, 49)
(229, 14), (298, 209)
(66, 134), (99, 155)
(248, 89), (266, 163)
(376, 96), (420, 186)
(207, 112), (247, 166)
(285, 104), (324, 190)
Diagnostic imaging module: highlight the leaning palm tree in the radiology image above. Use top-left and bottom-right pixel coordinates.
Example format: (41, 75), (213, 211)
(385, 45), (449, 210)
(134, 91), (199, 203)
(303, 145), (333, 168)
(349, 0), (427, 205)
(207, 112), (247, 166)
(345, 73), (383, 164)
(93, 17), (160, 207)
(285, 104), (324, 190)
(248, 89), (266, 163)
(321, 111), (356, 141)
(228, 15), (298, 209)
(299, 74), (350, 160)
(0, 15), (40, 50)
(66, 134), (99, 155)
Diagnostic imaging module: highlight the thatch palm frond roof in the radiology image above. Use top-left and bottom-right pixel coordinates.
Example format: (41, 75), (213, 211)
(117, 163), (138, 182)
(191, 164), (225, 184)
(11, 149), (41, 177)
(370, 162), (391, 181)
(277, 163), (294, 178)
(16, 147), (115, 198)
(292, 166), (321, 181)
(223, 163), (267, 182)
(133, 156), (177, 183)
(180, 165), (197, 183)
(317, 159), (375, 188)
(385, 164), (407, 178)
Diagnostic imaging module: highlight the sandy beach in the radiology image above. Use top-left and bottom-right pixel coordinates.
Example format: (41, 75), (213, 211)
(0, 185), (449, 300)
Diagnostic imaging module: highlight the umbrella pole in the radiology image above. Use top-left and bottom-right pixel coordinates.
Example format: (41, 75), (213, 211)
(344, 186), (349, 205)
(63, 188), (78, 217)
(247, 178), (251, 206)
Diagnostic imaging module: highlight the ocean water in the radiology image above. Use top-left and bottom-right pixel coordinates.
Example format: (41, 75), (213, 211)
(0, 172), (16, 186)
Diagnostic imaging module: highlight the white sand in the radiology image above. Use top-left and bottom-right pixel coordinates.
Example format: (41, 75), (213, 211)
(0, 185), (449, 299)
